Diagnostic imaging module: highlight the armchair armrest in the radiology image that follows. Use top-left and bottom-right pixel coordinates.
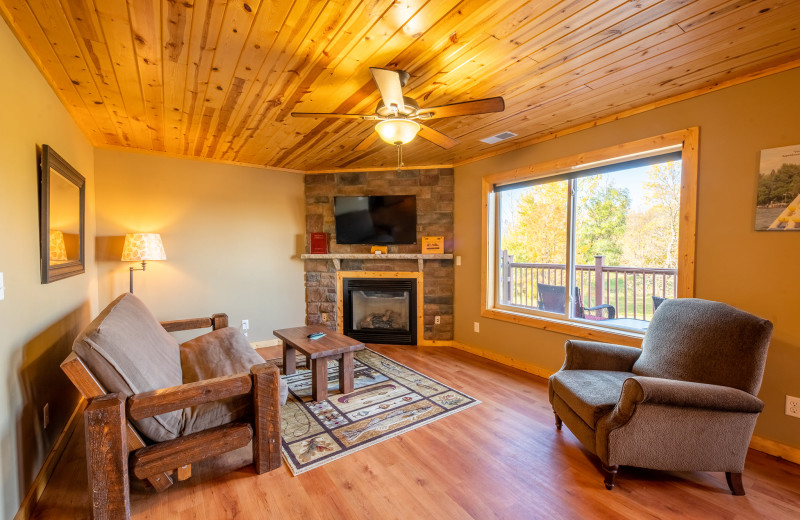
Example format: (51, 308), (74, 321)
(612, 376), (764, 424)
(561, 340), (641, 371)
(161, 313), (228, 332)
(127, 372), (254, 420)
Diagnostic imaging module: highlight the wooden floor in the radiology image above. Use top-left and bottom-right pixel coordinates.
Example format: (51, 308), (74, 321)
(33, 345), (800, 519)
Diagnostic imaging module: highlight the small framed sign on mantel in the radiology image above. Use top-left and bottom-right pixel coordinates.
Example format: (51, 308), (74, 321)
(309, 232), (328, 254)
(422, 236), (444, 254)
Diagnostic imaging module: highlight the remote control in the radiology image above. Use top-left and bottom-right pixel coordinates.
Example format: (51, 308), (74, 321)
(307, 332), (326, 340)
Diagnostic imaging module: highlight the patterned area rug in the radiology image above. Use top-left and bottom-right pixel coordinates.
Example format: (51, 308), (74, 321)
(280, 348), (479, 475)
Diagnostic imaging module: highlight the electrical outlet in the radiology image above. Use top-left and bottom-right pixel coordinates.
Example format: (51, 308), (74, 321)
(43, 403), (49, 429)
(0, 272), (5, 300)
(241, 319), (249, 330)
(456, 256), (462, 266)
(787, 395), (800, 418)
(434, 315), (441, 325)
(474, 322), (480, 333)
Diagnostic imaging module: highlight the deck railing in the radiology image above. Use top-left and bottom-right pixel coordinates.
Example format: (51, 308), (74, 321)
(500, 251), (677, 322)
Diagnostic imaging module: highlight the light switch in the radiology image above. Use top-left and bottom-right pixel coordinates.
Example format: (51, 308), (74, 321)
(0, 272), (4, 300)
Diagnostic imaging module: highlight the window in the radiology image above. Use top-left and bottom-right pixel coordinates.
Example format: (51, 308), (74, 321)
(482, 130), (698, 342)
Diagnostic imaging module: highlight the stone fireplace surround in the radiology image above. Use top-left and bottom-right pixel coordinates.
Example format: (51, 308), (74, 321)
(303, 168), (454, 344)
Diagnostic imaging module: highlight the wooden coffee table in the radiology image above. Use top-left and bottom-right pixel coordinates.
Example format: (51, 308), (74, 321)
(273, 325), (365, 401)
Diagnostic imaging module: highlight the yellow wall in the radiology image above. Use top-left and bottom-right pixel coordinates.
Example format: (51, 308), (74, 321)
(93, 149), (307, 342)
(454, 66), (800, 449)
(0, 19), (96, 518)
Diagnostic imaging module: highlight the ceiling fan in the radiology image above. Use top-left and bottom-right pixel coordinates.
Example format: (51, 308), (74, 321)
(291, 68), (505, 152)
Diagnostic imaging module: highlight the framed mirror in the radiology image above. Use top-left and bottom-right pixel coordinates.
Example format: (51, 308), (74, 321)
(40, 145), (85, 283)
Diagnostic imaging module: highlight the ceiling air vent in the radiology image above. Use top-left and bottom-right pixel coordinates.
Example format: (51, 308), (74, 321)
(480, 131), (517, 144)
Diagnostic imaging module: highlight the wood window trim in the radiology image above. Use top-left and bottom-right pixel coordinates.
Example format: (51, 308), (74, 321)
(480, 128), (699, 346)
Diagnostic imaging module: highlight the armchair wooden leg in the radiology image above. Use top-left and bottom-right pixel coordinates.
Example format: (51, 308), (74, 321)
(554, 411), (562, 430)
(726, 472), (746, 495)
(176, 465), (192, 481)
(252, 363), (283, 473)
(145, 472), (173, 492)
(85, 393), (130, 520)
(602, 464), (618, 490)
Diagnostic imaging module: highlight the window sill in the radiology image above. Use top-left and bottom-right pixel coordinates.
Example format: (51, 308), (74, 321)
(481, 307), (644, 348)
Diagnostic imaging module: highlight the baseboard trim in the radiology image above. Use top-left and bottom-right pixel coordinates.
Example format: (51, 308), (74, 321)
(451, 341), (554, 380)
(14, 398), (86, 520)
(251, 339), (282, 349)
(750, 435), (800, 465)
(418, 339), (453, 347)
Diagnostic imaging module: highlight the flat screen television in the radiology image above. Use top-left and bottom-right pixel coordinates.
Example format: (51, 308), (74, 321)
(334, 195), (417, 244)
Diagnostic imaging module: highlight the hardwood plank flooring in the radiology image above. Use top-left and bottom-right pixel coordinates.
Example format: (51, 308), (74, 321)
(32, 345), (800, 519)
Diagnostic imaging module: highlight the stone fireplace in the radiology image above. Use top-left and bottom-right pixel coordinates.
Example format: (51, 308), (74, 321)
(303, 169), (454, 345)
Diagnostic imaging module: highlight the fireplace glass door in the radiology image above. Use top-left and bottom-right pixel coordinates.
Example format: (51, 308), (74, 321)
(352, 289), (410, 332)
(343, 278), (416, 345)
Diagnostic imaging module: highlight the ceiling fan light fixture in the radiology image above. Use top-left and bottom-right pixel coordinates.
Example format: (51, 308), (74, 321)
(375, 119), (420, 145)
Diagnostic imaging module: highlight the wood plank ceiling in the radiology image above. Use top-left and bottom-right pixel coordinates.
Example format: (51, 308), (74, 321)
(2, 0), (799, 172)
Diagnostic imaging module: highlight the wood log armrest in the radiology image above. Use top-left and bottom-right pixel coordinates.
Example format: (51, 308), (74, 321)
(128, 373), (252, 420)
(160, 313), (228, 332)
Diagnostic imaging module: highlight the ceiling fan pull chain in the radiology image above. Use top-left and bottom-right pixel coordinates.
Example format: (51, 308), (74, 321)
(397, 144), (404, 172)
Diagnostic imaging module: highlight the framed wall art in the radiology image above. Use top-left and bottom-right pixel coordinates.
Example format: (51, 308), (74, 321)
(755, 144), (800, 231)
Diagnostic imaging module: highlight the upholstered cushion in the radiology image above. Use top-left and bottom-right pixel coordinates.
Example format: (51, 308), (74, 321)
(549, 370), (632, 427)
(180, 327), (288, 435)
(180, 327), (265, 383)
(632, 298), (773, 394)
(72, 293), (183, 442)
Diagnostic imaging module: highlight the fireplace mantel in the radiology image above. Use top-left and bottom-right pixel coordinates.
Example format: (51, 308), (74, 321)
(300, 253), (453, 271)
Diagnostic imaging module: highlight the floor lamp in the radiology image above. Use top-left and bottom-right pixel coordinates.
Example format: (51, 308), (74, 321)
(121, 233), (166, 293)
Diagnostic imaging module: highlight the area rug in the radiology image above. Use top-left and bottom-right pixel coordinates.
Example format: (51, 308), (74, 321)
(279, 348), (479, 475)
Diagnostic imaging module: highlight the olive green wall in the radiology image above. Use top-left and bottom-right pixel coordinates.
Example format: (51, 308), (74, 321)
(0, 19), (96, 518)
(454, 67), (800, 449)
(93, 149), (307, 343)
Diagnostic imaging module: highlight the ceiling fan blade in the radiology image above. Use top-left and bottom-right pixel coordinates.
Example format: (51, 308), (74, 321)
(370, 68), (405, 114)
(291, 112), (377, 120)
(417, 97), (505, 119)
(418, 124), (459, 149)
(353, 130), (380, 152)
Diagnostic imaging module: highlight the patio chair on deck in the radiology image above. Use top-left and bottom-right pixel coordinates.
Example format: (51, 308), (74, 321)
(536, 282), (616, 320)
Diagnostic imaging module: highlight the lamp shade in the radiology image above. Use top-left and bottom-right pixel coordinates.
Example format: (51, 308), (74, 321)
(121, 233), (167, 262)
(375, 119), (420, 145)
(49, 229), (68, 262)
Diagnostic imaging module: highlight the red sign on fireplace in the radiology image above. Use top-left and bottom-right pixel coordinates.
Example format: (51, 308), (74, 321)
(310, 233), (328, 254)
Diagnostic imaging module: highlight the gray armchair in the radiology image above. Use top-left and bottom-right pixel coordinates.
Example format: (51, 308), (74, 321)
(548, 298), (773, 494)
